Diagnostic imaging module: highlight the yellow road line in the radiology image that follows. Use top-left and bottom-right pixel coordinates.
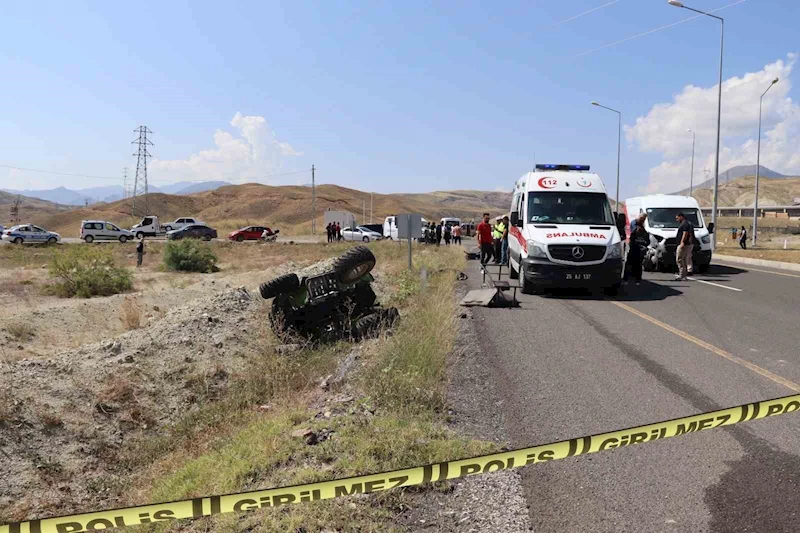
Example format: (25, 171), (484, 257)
(714, 262), (800, 279)
(612, 301), (800, 393)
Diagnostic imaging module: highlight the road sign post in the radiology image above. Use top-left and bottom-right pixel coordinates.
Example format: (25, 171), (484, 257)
(396, 213), (422, 271)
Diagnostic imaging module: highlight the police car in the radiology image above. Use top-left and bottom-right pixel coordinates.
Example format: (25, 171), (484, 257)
(507, 164), (623, 295)
(1, 224), (62, 244)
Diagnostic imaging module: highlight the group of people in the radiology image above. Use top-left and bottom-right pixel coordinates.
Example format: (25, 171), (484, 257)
(621, 211), (697, 284)
(326, 222), (343, 243)
(476, 213), (509, 266)
(422, 222), (462, 246)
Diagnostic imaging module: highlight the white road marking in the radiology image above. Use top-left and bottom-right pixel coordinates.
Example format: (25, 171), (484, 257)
(686, 277), (743, 292)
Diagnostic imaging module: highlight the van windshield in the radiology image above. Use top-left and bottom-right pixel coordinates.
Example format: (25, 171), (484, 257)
(527, 192), (613, 225)
(646, 208), (703, 228)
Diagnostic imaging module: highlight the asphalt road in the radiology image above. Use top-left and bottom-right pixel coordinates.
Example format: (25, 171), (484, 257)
(464, 256), (800, 532)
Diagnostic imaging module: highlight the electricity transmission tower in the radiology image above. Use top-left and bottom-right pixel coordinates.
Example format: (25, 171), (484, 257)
(10, 195), (21, 225)
(131, 126), (153, 216)
(122, 167), (129, 199)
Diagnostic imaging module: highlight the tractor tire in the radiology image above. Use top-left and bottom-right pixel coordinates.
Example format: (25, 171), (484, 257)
(259, 273), (300, 300)
(269, 294), (296, 340)
(333, 246), (376, 284)
(354, 313), (382, 340)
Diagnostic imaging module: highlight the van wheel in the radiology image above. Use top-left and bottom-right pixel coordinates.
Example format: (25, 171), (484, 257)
(135, 232), (144, 240)
(84, 235), (94, 243)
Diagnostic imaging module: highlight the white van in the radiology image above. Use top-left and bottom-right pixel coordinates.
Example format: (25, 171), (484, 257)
(383, 216), (427, 240)
(507, 164), (624, 295)
(622, 195), (714, 273)
(440, 217), (461, 230)
(81, 220), (134, 243)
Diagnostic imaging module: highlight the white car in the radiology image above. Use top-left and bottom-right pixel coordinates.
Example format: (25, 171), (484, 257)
(1, 224), (62, 244)
(163, 217), (204, 232)
(342, 226), (383, 242)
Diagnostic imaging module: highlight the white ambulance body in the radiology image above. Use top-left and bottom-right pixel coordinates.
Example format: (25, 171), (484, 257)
(507, 164), (624, 294)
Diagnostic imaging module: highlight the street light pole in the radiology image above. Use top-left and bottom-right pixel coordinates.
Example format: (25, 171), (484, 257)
(753, 77), (779, 247)
(591, 101), (622, 208)
(668, 0), (724, 248)
(687, 129), (695, 196)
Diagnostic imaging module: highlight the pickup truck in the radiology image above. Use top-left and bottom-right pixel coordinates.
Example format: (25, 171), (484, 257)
(131, 216), (206, 238)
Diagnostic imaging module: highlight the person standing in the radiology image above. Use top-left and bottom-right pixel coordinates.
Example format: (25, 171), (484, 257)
(435, 223), (442, 246)
(739, 226), (747, 249)
(326, 223), (332, 243)
(492, 217), (503, 264)
(500, 215), (509, 265)
(336, 223), (342, 242)
(674, 212), (694, 280)
(452, 223), (461, 245)
(443, 223), (451, 245)
(477, 213), (493, 265)
(136, 236), (145, 267)
(624, 214), (648, 285)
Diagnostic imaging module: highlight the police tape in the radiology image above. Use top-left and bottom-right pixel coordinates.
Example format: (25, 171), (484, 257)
(4, 393), (800, 533)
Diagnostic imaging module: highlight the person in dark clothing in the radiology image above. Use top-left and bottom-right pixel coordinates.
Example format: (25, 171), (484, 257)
(739, 226), (747, 249)
(435, 223), (443, 246)
(624, 214), (648, 285)
(674, 212), (695, 280)
(336, 223), (342, 242)
(326, 223), (332, 243)
(443, 224), (451, 245)
(136, 237), (145, 267)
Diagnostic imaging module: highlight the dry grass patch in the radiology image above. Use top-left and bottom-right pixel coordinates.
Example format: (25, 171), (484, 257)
(716, 248), (800, 264)
(4, 321), (35, 342)
(120, 297), (143, 330)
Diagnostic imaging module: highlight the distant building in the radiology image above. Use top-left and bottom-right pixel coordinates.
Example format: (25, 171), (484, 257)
(324, 209), (357, 229)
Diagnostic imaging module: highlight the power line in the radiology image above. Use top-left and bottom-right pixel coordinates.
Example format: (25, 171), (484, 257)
(575, 0), (746, 57)
(554, 1), (619, 27)
(0, 164), (310, 184)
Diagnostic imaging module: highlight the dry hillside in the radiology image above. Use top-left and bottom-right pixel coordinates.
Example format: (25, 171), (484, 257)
(691, 175), (800, 207)
(33, 184), (513, 237)
(0, 191), (72, 226)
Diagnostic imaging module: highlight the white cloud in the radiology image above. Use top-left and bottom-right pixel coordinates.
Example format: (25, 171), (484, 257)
(151, 113), (302, 183)
(627, 54), (799, 193)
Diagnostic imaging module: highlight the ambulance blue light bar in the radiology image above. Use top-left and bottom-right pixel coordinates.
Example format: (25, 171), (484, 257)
(535, 164), (590, 171)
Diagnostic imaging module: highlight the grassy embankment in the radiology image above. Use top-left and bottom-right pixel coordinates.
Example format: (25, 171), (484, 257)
(119, 243), (493, 532)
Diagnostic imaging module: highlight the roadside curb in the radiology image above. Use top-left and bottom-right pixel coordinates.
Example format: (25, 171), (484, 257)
(714, 253), (800, 273)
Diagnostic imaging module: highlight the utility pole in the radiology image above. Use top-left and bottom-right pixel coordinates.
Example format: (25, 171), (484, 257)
(362, 199), (366, 225)
(132, 126), (153, 217)
(370, 192), (373, 224)
(311, 165), (316, 235)
(10, 195), (21, 225)
(122, 167), (129, 199)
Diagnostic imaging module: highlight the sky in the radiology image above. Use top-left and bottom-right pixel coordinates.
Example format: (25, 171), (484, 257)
(1, 0), (798, 200)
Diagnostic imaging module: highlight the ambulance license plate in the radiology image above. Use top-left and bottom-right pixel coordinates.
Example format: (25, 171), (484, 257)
(565, 273), (592, 280)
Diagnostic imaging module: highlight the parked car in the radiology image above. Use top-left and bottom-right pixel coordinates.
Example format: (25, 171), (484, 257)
(81, 220), (135, 243)
(0, 225), (4, 234)
(166, 224), (218, 241)
(163, 217), (204, 232)
(131, 215), (163, 238)
(1, 224), (61, 244)
(229, 225), (272, 242)
(342, 226), (383, 242)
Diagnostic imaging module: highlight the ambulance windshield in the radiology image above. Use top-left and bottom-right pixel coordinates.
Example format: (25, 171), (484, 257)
(528, 192), (614, 225)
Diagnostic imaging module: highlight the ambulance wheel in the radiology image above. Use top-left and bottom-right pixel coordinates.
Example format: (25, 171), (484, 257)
(519, 263), (537, 294)
(509, 260), (519, 280)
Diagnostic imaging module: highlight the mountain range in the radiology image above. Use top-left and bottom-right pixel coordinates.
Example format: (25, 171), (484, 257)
(674, 165), (789, 195)
(1, 181), (231, 206)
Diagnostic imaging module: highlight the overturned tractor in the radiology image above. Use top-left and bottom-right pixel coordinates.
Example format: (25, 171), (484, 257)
(259, 246), (399, 342)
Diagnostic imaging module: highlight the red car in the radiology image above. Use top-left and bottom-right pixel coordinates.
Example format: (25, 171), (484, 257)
(228, 226), (272, 242)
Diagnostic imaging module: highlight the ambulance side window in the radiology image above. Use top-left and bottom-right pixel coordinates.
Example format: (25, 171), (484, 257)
(516, 194), (525, 226)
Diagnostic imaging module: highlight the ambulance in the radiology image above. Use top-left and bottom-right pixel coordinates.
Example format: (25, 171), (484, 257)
(508, 164), (624, 295)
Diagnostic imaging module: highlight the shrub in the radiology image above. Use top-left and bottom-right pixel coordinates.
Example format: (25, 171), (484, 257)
(48, 247), (133, 298)
(119, 297), (142, 330)
(163, 240), (219, 273)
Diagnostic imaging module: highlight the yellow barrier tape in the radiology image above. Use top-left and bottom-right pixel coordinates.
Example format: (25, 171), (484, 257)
(4, 394), (799, 533)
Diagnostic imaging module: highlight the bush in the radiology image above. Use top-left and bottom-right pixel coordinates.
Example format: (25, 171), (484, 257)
(163, 240), (219, 273)
(48, 247), (133, 298)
